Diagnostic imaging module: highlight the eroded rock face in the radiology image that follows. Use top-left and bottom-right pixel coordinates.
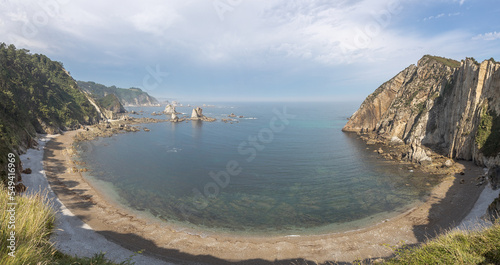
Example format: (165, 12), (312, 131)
(164, 104), (176, 114)
(191, 107), (203, 119)
(343, 56), (500, 166)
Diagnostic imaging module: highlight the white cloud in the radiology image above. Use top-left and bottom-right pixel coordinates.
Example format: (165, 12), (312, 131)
(472, 31), (500, 41)
(424, 12), (460, 21)
(0, 0), (483, 76)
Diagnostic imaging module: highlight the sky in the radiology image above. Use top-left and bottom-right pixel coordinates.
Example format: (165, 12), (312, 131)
(1, 0), (499, 102)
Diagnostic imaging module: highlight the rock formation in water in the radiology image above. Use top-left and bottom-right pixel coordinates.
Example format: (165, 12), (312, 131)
(343, 55), (500, 168)
(191, 107), (203, 120)
(164, 104), (176, 114)
(170, 113), (179, 122)
(190, 107), (216, 122)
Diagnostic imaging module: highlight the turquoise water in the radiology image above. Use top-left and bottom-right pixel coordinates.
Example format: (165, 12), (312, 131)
(76, 102), (439, 236)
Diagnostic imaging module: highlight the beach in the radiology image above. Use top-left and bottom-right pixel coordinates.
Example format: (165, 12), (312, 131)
(30, 129), (494, 264)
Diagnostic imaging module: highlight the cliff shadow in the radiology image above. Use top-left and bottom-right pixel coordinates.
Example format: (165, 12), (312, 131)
(43, 138), (96, 212)
(62, 221), (358, 265)
(411, 161), (485, 243)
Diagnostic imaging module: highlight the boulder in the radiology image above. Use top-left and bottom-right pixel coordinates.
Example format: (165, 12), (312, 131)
(444, 159), (454, 168)
(15, 183), (27, 193)
(390, 136), (404, 145)
(22, 168), (32, 174)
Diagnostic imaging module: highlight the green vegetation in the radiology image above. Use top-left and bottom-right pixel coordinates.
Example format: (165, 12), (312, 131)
(385, 223), (500, 264)
(467, 57), (480, 65)
(424, 55), (461, 68)
(475, 106), (500, 157)
(0, 187), (133, 264)
(77, 81), (159, 106)
(0, 187), (55, 264)
(0, 43), (100, 183)
(98, 94), (126, 113)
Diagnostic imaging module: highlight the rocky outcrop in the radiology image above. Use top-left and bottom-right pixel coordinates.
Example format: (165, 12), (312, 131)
(343, 56), (500, 167)
(78, 81), (160, 107)
(191, 107), (203, 119)
(164, 104), (176, 114)
(97, 94), (127, 120)
(190, 107), (216, 122)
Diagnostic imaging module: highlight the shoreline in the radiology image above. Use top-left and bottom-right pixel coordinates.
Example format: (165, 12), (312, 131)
(40, 129), (489, 264)
(21, 133), (170, 265)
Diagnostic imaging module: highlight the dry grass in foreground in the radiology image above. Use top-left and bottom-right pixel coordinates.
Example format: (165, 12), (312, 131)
(0, 186), (134, 265)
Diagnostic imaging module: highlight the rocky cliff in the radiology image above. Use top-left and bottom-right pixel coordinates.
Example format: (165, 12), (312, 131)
(343, 55), (500, 168)
(77, 81), (160, 107)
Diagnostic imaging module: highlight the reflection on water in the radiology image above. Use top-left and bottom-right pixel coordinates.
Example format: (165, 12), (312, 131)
(76, 102), (441, 236)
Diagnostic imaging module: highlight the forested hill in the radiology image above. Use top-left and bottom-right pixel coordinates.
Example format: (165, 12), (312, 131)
(77, 81), (159, 106)
(0, 43), (101, 183)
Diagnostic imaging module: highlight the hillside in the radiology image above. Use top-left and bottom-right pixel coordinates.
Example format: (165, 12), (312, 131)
(77, 80), (159, 106)
(0, 43), (102, 184)
(343, 55), (500, 167)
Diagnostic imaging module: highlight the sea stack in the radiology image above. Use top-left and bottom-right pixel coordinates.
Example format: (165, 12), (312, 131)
(171, 113), (179, 122)
(164, 104), (176, 114)
(191, 107), (203, 120)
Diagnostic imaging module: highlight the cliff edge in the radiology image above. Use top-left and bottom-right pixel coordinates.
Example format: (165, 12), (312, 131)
(343, 55), (500, 168)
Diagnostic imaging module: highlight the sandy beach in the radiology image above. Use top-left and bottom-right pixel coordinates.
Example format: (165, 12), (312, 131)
(35, 129), (494, 264)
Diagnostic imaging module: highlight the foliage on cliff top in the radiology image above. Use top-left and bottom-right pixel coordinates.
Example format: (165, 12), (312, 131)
(98, 94), (127, 113)
(0, 43), (100, 182)
(385, 222), (500, 264)
(77, 80), (159, 106)
(423, 55), (461, 68)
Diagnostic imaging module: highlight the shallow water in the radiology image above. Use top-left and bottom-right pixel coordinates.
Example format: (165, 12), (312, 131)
(75, 102), (440, 236)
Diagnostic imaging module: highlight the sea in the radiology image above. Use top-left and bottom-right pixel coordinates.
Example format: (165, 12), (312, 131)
(74, 102), (441, 236)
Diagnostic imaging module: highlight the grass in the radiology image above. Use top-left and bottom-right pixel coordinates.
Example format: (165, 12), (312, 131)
(0, 186), (134, 265)
(385, 223), (500, 264)
(424, 55), (461, 68)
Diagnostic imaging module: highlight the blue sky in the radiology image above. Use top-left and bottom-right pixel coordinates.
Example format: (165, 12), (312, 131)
(1, 0), (499, 102)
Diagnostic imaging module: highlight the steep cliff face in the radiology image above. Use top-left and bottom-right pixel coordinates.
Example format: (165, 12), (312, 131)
(343, 55), (500, 167)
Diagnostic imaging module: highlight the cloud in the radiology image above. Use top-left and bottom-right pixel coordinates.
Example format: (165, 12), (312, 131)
(424, 12), (460, 21)
(472, 31), (500, 41)
(0, 0), (489, 100)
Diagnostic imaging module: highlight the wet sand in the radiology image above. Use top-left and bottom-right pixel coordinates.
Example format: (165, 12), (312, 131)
(43, 130), (487, 264)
